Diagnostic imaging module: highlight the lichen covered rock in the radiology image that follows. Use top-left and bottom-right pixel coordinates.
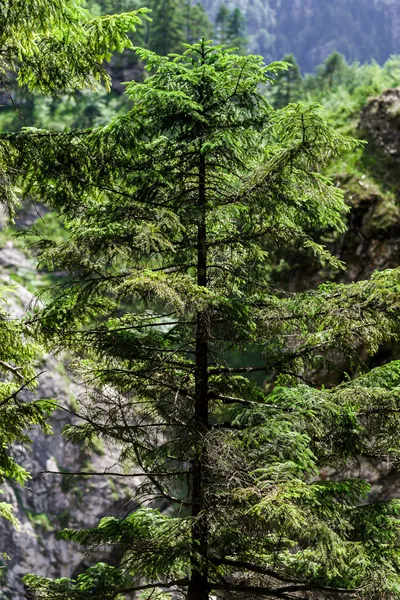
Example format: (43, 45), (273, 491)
(0, 248), (140, 599)
(360, 87), (400, 157)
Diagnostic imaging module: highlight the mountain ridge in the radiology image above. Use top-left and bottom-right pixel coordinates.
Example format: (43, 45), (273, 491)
(200, 0), (400, 71)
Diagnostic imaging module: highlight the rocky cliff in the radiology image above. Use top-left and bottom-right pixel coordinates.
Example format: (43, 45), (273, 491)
(360, 87), (400, 157)
(0, 247), (141, 599)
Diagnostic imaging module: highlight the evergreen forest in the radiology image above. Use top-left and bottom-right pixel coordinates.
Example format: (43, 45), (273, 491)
(2, 1), (400, 600)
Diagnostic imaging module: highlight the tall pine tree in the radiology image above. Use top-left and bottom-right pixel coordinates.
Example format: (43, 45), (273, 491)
(271, 53), (302, 108)
(146, 0), (185, 55)
(4, 41), (400, 599)
(215, 4), (247, 51)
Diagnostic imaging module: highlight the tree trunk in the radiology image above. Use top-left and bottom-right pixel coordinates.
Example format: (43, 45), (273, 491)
(188, 146), (209, 600)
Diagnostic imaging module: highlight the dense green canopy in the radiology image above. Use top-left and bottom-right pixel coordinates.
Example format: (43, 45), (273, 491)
(1, 40), (400, 599)
(0, 0), (148, 94)
(0, 0), (146, 528)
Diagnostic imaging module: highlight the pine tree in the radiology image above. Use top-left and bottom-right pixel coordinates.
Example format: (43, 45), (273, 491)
(215, 4), (247, 51)
(0, 0), (148, 97)
(0, 0), (147, 213)
(316, 51), (350, 91)
(146, 0), (186, 55)
(272, 53), (303, 108)
(5, 41), (400, 599)
(215, 4), (230, 44)
(183, 1), (213, 45)
(227, 7), (247, 52)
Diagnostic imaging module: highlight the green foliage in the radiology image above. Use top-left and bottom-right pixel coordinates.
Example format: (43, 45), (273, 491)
(0, 0), (149, 533)
(182, 1), (212, 46)
(139, 590), (172, 600)
(145, 0), (212, 56)
(26, 511), (55, 532)
(0, 0), (148, 94)
(215, 3), (247, 51)
(0, 0), (147, 219)
(3, 41), (400, 599)
(146, 0), (186, 55)
(271, 53), (303, 109)
(0, 286), (55, 527)
(300, 54), (400, 130)
(269, 52), (400, 211)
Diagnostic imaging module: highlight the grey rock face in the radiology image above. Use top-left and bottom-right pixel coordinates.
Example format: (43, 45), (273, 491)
(0, 244), (34, 271)
(0, 360), (139, 599)
(109, 52), (145, 94)
(360, 87), (400, 156)
(0, 249), (140, 599)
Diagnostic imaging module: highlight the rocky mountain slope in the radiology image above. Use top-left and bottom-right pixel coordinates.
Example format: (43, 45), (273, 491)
(200, 0), (400, 71)
(0, 248), (141, 599)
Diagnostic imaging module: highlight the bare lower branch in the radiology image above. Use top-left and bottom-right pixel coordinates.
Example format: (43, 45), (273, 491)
(0, 372), (45, 407)
(209, 558), (357, 595)
(41, 470), (187, 478)
(118, 578), (189, 595)
(0, 360), (24, 380)
(208, 392), (261, 406)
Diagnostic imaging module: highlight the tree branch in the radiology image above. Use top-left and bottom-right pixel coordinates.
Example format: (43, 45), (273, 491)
(208, 366), (268, 375)
(0, 372), (45, 407)
(41, 470), (187, 478)
(119, 578), (189, 595)
(209, 558), (357, 595)
(0, 360), (24, 380)
(208, 392), (261, 406)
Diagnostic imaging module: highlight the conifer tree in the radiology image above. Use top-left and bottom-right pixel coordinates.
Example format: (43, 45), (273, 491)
(215, 4), (247, 51)
(0, 0), (148, 97)
(215, 4), (230, 43)
(271, 53), (302, 108)
(226, 7), (247, 52)
(316, 51), (350, 91)
(146, 0), (185, 55)
(5, 41), (400, 599)
(0, 0), (147, 213)
(183, 1), (213, 45)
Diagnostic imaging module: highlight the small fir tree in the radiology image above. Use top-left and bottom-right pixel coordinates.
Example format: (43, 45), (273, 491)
(316, 51), (350, 91)
(4, 41), (400, 599)
(215, 4), (230, 43)
(271, 53), (303, 108)
(226, 7), (247, 52)
(183, 1), (213, 45)
(215, 4), (247, 51)
(146, 0), (186, 55)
